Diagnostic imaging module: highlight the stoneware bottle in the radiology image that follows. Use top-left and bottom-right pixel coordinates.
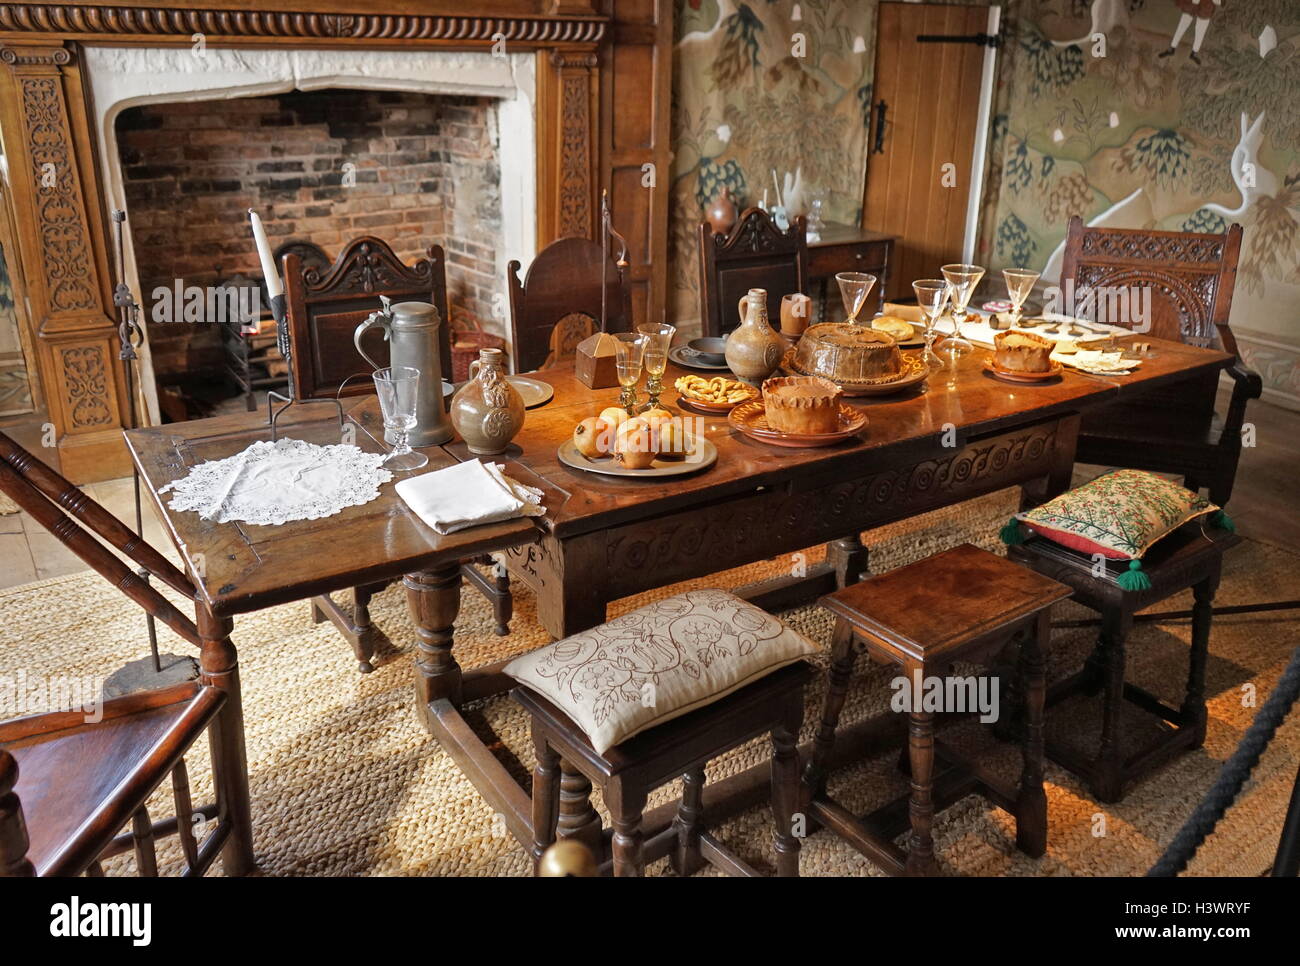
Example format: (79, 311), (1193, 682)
(450, 347), (525, 456)
(725, 288), (785, 386)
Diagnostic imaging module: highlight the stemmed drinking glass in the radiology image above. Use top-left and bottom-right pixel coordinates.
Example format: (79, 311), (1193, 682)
(613, 332), (646, 416)
(1003, 267), (1040, 328)
(912, 279), (949, 371)
(939, 263), (986, 356)
(372, 365), (428, 471)
(637, 322), (675, 412)
(836, 272), (878, 325)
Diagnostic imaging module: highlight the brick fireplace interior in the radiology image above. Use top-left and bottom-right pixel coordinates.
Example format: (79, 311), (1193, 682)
(116, 88), (504, 418)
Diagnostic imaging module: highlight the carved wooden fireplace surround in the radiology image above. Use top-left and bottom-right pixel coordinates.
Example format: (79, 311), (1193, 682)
(0, 1), (671, 482)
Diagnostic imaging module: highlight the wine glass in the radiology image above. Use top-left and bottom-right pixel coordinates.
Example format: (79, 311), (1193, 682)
(912, 279), (949, 371)
(613, 332), (646, 415)
(1003, 267), (1040, 328)
(372, 365), (428, 471)
(939, 263), (986, 356)
(637, 322), (675, 411)
(836, 272), (877, 325)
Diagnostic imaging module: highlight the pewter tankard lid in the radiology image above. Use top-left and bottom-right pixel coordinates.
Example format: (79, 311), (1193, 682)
(387, 299), (441, 330)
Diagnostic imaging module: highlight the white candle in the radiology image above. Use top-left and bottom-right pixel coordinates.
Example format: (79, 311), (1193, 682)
(247, 208), (283, 299)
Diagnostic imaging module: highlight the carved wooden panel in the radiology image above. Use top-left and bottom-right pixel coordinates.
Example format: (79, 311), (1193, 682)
(0, 5), (607, 46)
(586, 421), (1062, 602)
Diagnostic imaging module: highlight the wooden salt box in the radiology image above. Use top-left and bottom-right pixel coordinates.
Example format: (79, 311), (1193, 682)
(575, 331), (621, 389)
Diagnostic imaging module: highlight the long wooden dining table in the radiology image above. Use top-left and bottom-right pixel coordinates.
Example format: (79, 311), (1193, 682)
(126, 333), (1231, 871)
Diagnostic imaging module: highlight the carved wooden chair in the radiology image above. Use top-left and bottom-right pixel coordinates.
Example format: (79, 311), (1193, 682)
(1060, 216), (1261, 507)
(0, 432), (247, 876)
(698, 208), (808, 337)
(283, 236), (512, 668)
(507, 237), (632, 374)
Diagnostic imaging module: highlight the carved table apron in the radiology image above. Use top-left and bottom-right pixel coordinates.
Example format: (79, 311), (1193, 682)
(506, 413), (1079, 640)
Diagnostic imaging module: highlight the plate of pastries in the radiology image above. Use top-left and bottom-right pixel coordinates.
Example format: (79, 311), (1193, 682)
(783, 322), (927, 396)
(984, 330), (1063, 382)
(673, 374), (759, 413)
(561, 406), (717, 477)
(728, 376), (867, 448)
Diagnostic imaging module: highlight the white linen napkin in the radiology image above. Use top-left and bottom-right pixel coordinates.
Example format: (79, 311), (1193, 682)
(395, 459), (545, 534)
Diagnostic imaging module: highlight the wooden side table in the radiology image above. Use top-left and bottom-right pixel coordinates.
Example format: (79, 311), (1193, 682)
(806, 223), (896, 321)
(801, 544), (1072, 875)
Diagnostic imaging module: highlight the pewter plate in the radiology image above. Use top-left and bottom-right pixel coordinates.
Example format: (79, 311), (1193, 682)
(669, 345), (730, 371)
(508, 375), (555, 408)
(556, 438), (718, 478)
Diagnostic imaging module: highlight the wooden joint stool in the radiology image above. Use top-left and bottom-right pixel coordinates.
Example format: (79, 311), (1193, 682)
(1008, 523), (1240, 802)
(515, 661), (813, 877)
(801, 543), (1072, 875)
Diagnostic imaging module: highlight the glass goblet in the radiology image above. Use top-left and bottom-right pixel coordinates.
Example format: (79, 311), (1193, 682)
(613, 332), (646, 416)
(939, 263), (986, 357)
(1003, 267), (1040, 327)
(912, 279), (949, 371)
(372, 365), (428, 471)
(836, 272), (878, 325)
(636, 322), (675, 411)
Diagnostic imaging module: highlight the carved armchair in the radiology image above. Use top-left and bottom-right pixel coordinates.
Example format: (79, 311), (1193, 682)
(1060, 216), (1261, 507)
(507, 237), (632, 373)
(698, 208), (808, 337)
(283, 236), (512, 667)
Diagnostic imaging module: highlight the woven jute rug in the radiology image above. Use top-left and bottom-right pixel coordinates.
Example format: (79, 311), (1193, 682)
(0, 493), (19, 515)
(1, 486), (1296, 876)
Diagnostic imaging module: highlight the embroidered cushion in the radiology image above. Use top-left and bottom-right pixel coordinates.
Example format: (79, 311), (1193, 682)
(1015, 469), (1217, 560)
(504, 589), (818, 754)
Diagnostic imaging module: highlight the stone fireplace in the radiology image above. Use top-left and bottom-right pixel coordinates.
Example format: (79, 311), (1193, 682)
(87, 45), (537, 419)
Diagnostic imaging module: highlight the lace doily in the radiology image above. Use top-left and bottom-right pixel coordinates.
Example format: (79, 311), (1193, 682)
(159, 438), (394, 526)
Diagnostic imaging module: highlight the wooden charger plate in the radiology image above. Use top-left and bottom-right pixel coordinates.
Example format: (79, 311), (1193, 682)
(982, 359), (1064, 383)
(782, 350), (929, 397)
(728, 401), (866, 448)
(556, 438), (718, 477)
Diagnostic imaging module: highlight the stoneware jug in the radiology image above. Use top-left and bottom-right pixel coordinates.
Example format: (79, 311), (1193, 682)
(725, 288), (785, 385)
(705, 187), (738, 234)
(450, 347), (525, 456)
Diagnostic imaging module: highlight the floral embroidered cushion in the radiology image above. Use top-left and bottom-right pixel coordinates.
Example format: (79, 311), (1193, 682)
(504, 589), (818, 754)
(1014, 469), (1217, 560)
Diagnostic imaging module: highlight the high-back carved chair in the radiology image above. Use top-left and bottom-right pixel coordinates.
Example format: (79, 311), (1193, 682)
(283, 235), (451, 400)
(698, 208), (808, 338)
(1060, 216), (1261, 506)
(0, 432), (249, 876)
(507, 237), (633, 374)
(283, 236), (513, 666)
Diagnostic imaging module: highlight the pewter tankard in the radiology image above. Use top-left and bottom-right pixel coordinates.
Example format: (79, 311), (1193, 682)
(354, 296), (452, 447)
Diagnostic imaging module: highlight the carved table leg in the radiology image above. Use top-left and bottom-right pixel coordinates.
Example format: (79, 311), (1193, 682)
(406, 563), (464, 726)
(1015, 612), (1048, 858)
(1182, 569), (1218, 749)
(556, 760), (603, 856)
(1093, 608), (1132, 804)
(606, 779), (648, 877)
(530, 732), (560, 872)
(802, 620), (856, 804)
(197, 606), (255, 876)
(827, 533), (870, 588)
(905, 702), (939, 876)
(772, 700), (803, 878)
(670, 766), (706, 877)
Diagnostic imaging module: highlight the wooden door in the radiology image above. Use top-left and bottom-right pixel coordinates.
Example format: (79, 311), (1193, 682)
(863, 3), (990, 300)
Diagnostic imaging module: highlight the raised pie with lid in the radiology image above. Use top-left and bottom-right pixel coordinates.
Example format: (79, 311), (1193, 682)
(787, 323), (905, 386)
(761, 376), (843, 435)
